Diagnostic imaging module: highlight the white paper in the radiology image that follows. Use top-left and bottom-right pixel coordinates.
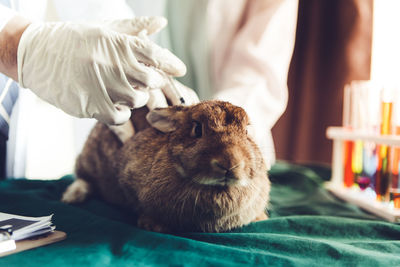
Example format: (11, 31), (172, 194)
(0, 212), (54, 241)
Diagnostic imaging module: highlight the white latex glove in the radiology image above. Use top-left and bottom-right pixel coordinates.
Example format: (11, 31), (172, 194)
(146, 79), (200, 110)
(17, 17), (187, 124)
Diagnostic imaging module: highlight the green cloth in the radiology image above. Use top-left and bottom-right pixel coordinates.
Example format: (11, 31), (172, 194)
(0, 162), (399, 266)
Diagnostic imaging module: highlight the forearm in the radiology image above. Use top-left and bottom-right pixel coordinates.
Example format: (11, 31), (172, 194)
(0, 15), (31, 81)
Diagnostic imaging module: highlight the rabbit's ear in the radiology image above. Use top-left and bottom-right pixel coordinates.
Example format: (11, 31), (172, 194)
(146, 108), (178, 133)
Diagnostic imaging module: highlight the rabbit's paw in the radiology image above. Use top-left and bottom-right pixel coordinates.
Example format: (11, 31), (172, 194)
(61, 179), (92, 204)
(137, 215), (170, 233)
(252, 212), (268, 222)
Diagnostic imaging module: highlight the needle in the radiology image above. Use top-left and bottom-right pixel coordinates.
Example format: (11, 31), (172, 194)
(167, 76), (186, 105)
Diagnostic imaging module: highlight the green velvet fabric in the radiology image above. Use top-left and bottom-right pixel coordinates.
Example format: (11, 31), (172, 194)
(0, 162), (399, 266)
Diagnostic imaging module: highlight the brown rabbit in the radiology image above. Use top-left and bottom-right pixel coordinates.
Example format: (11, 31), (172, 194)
(62, 100), (270, 233)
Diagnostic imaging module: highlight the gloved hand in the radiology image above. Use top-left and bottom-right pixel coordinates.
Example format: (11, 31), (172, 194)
(146, 79), (200, 110)
(17, 17), (186, 124)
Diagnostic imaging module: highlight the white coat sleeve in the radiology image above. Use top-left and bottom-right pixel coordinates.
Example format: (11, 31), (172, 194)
(212, 0), (298, 168)
(0, 4), (16, 32)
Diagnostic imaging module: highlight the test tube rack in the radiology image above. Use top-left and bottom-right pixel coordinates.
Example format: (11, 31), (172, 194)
(326, 126), (400, 222)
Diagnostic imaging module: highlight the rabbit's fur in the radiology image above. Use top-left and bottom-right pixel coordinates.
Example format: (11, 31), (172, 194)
(62, 100), (270, 232)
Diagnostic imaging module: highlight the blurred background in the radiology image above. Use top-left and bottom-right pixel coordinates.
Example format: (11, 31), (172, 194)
(3, 0), (400, 179)
(273, 0), (372, 165)
(273, 0), (399, 165)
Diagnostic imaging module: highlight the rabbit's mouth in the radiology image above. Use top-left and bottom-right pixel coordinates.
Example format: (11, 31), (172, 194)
(192, 175), (248, 187)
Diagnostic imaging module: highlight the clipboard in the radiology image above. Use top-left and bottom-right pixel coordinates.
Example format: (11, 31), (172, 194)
(0, 230), (67, 257)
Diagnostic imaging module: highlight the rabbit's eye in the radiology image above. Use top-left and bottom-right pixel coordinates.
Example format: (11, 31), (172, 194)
(191, 121), (202, 138)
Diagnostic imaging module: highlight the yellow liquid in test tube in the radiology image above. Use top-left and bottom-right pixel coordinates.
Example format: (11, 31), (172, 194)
(352, 141), (363, 175)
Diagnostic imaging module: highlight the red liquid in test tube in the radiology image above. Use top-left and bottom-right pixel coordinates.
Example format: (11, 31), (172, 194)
(342, 84), (355, 188)
(343, 141), (354, 187)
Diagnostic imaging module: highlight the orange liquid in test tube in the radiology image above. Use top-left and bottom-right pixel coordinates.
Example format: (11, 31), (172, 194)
(342, 85), (354, 188)
(375, 102), (392, 202)
(392, 128), (400, 175)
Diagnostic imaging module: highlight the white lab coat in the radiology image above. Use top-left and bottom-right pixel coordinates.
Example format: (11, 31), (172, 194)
(211, 0), (298, 168)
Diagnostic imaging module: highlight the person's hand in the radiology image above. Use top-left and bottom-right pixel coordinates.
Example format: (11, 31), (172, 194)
(17, 17), (186, 124)
(146, 79), (200, 110)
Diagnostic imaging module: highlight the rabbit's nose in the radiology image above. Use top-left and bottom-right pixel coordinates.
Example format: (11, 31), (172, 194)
(211, 159), (242, 178)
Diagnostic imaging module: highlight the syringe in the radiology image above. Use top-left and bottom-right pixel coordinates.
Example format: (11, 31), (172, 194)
(167, 76), (186, 105)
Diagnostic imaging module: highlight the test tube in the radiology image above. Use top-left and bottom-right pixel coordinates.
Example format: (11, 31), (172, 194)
(391, 88), (400, 208)
(352, 84), (365, 188)
(375, 87), (393, 202)
(391, 126), (400, 208)
(346, 82), (368, 189)
(360, 81), (379, 190)
(343, 84), (354, 187)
